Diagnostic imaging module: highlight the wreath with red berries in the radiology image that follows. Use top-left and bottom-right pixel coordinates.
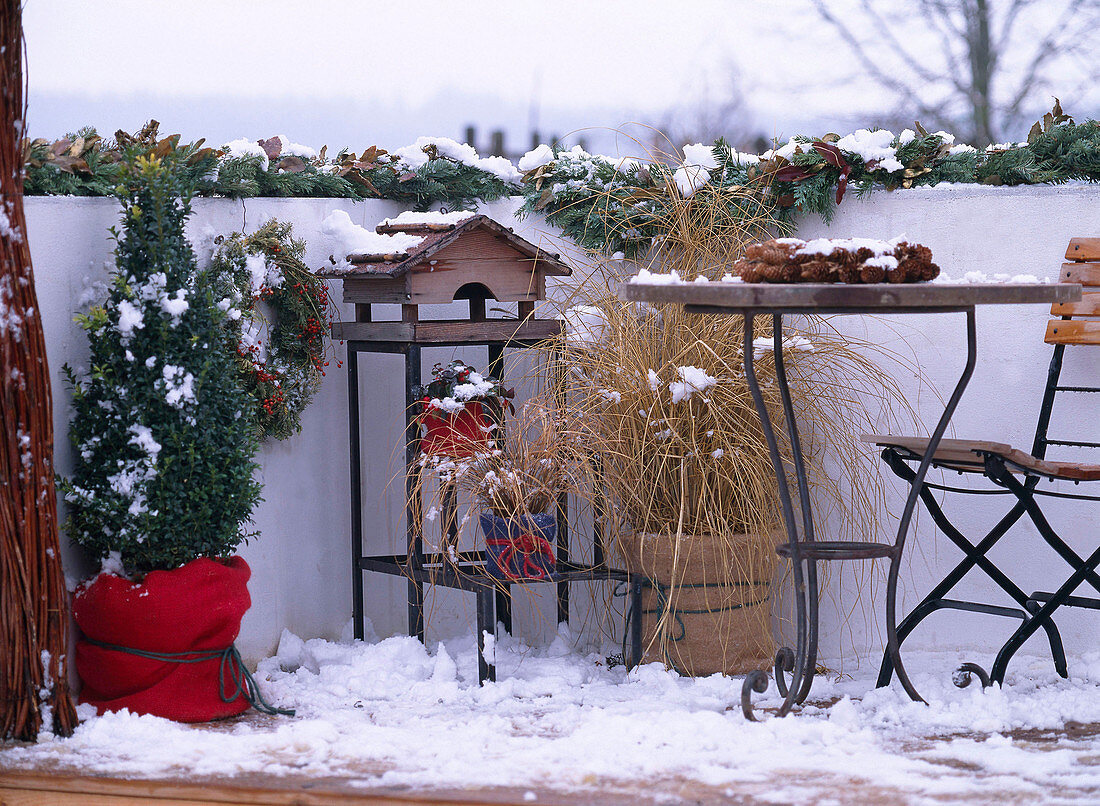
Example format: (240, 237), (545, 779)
(208, 219), (337, 440)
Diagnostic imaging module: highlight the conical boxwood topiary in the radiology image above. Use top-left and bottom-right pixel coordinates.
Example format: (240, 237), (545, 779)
(61, 148), (262, 575)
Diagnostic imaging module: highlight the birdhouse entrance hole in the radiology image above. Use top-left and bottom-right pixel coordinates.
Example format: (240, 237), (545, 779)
(454, 282), (493, 321)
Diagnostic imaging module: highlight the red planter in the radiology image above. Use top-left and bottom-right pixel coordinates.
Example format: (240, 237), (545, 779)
(419, 400), (494, 458)
(73, 556), (252, 723)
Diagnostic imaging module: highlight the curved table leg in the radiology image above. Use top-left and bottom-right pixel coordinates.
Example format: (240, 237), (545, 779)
(740, 313), (816, 719)
(771, 314), (821, 705)
(882, 307), (978, 703)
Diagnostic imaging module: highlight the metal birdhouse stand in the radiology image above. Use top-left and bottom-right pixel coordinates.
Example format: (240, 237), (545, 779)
(319, 213), (628, 683)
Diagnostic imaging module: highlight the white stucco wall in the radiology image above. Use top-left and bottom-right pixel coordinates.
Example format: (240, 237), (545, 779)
(26, 185), (1100, 677)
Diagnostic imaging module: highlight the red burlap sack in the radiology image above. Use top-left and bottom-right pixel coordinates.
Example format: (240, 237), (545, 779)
(73, 556), (252, 722)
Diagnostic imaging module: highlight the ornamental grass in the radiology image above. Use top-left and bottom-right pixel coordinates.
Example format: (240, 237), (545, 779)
(412, 400), (587, 559)
(533, 141), (917, 665)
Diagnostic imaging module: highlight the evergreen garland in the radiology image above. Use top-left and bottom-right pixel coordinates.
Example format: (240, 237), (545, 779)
(60, 145), (262, 575)
(21, 104), (1100, 257)
(208, 220), (337, 441)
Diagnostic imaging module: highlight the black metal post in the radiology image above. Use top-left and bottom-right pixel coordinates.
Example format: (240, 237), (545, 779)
(348, 345), (365, 640)
(553, 345), (570, 623)
(406, 344), (425, 642)
(630, 573), (644, 668)
(486, 342), (513, 635)
(476, 586), (497, 683)
(740, 312), (811, 720)
(770, 314), (821, 705)
(557, 490), (569, 624)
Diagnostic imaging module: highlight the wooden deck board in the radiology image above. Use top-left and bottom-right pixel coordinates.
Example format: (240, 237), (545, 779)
(0, 770), (559, 806)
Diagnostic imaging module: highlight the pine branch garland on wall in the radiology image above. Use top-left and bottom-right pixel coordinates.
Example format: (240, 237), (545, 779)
(20, 103), (1100, 258)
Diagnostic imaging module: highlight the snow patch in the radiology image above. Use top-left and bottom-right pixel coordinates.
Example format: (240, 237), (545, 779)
(668, 366), (718, 404)
(673, 165), (710, 198)
(380, 210), (476, 228)
(116, 300), (144, 343)
(321, 210), (423, 258)
(517, 144), (554, 172)
(222, 138), (270, 171)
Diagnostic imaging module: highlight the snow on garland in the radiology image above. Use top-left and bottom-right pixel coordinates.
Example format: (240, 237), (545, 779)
(207, 220), (338, 441)
(22, 103), (1100, 255)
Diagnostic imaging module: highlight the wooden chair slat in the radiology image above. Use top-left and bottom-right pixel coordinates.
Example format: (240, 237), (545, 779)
(862, 435), (1007, 471)
(1051, 292), (1100, 317)
(1045, 319), (1100, 345)
(1058, 261), (1100, 286)
(863, 435), (1100, 480)
(1066, 237), (1100, 261)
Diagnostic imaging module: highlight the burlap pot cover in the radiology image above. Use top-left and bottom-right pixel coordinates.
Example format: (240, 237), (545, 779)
(619, 530), (779, 675)
(73, 556), (252, 722)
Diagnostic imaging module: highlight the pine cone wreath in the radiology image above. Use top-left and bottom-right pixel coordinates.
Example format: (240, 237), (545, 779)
(737, 237), (940, 285)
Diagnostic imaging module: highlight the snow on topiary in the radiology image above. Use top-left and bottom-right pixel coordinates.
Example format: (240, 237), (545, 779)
(61, 149), (261, 575)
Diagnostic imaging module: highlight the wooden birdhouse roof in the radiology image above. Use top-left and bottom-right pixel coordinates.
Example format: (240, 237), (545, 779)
(316, 214), (572, 280)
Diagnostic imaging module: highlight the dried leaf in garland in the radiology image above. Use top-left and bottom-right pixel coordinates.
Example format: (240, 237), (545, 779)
(208, 220), (338, 441)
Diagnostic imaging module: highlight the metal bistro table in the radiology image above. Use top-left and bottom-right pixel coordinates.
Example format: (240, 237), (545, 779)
(619, 280), (1081, 719)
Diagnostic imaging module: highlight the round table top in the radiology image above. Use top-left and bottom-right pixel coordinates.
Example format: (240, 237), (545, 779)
(619, 280), (1082, 314)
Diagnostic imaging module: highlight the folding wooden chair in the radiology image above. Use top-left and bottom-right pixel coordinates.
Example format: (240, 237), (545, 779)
(867, 237), (1100, 689)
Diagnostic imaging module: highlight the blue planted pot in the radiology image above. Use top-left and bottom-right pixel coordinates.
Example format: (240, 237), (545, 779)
(479, 512), (557, 582)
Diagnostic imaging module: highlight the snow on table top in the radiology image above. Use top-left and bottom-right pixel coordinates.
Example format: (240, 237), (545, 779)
(623, 276), (1077, 311)
(3, 629), (1098, 803)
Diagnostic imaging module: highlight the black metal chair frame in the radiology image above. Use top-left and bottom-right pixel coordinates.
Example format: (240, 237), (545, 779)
(876, 338), (1100, 691)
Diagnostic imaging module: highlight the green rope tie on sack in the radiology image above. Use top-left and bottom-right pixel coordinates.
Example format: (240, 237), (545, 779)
(82, 637), (295, 717)
(617, 578), (770, 674)
(644, 579), (770, 643)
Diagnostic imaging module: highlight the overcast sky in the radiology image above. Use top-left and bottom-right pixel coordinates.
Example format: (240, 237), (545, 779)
(20, 0), (1098, 156)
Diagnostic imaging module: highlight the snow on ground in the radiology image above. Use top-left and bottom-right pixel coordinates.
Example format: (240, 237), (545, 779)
(2, 628), (1099, 804)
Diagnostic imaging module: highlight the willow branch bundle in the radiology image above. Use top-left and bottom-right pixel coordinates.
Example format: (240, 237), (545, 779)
(1, 0), (78, 740)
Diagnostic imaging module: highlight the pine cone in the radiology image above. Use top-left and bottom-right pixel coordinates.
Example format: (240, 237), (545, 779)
(800, 260), (832, 282)
(859, 264), (886, 284)
(745, 240), (799, 265)
(778, 262), (805, 283)
(837, 265), (861, 283)
(832, 248), (861, 267)
(735, 259), (764, 282)
(758, 262), (788, 282)
(892, 242), (936, 283)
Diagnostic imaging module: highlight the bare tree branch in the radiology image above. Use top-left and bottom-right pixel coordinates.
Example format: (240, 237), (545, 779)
(1003, 1), (1084, 118)
(857, 0), (941, 84)
(812, 0), (1100, 145)
(810, 0), (944, 121)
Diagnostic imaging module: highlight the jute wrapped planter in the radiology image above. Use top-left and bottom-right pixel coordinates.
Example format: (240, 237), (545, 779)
(619, 530), (779, 675)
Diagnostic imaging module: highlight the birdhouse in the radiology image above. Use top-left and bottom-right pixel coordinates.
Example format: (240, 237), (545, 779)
(318, 212), (572, 328)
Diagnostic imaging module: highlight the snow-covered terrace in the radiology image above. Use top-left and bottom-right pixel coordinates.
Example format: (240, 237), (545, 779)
(4, 184), (1099, 803)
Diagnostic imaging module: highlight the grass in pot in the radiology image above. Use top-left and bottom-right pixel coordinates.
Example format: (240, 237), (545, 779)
(540, 154), (914, 674)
